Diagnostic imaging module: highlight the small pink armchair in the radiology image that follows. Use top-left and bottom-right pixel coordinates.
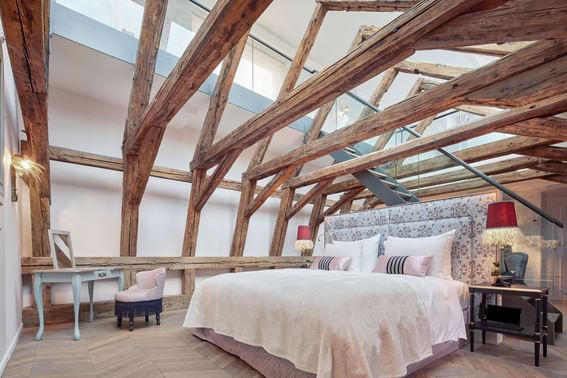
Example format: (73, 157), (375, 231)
(114, 268), (166, 331)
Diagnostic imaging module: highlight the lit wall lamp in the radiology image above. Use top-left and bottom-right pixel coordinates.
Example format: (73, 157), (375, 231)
(10, 154), (44, 202)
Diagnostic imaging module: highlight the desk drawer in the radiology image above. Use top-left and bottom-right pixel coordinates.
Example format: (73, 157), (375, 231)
(94, 270), (112, 279)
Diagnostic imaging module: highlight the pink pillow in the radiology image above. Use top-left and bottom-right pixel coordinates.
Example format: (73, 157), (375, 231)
(373, 255), (433, 277)
(310, 256), (352, 271)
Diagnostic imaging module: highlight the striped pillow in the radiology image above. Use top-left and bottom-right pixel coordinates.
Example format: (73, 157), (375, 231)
(373, 255), (433, 277)
(310, 256), (352, 271)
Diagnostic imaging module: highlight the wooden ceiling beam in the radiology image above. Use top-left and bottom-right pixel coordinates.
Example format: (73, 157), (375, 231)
(286, 179), (334, 220)
(317, 0), (419, 12)
(245, 166), (297, 217)
(416, 0), (567, 50)
(183, 34), (249, 257)
(390, 136), (555, 179)
(192, 0), (490, 170)
(543, 175), (567, 185)
(320, 188), (365, 220)
(500, 117), (567, 140)
(248, 40), (567, 180)
(533, 162), (567, 176)
(395, 60), (470, 80)
(0, 0), (51, 257)
(519, 146), (567, 161)
(286, 93), (567, 188)
(447, 42), (534, 57)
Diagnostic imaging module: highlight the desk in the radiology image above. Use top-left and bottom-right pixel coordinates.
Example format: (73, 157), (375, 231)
(33, 267), (124, 341)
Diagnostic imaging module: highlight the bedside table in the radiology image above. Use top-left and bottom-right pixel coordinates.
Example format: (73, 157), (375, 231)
(469, 283), (548, 366)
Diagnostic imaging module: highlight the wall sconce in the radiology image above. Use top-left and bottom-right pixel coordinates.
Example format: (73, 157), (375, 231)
(10, 154), (44, 202)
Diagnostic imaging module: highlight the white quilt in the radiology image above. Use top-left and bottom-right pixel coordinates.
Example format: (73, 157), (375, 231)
(184, 269), (466, 378)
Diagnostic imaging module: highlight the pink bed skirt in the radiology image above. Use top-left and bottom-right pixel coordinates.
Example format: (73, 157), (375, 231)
(193, 327), (462, 377)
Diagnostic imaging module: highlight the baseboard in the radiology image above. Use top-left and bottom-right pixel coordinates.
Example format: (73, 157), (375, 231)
(0, 323), (23, 376)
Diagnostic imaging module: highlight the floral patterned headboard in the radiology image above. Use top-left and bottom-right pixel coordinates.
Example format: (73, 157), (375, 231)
(324, 193), (497, 284)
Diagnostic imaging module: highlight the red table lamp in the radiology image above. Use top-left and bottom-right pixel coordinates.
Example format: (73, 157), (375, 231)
(295, 225), (313, 256)
(484, 201), (521, 276)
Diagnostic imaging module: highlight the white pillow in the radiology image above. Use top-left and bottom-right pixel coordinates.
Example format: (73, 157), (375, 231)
(384, 230), (456, 280)
(333, 234), (381, 273)
(323, 242), (364, 272)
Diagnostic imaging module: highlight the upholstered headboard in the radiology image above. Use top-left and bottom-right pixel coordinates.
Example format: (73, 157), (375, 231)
(324, 193), (497, 284)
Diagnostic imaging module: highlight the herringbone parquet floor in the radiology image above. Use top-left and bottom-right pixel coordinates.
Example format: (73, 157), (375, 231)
(3, 304), (567, 378)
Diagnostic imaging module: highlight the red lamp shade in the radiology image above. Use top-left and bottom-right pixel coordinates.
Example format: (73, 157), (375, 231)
(486, 201), (518, 229)
(297, 225), (311, 240)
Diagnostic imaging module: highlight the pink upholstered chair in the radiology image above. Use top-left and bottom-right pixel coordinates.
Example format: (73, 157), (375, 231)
(115, 268), (166, 331)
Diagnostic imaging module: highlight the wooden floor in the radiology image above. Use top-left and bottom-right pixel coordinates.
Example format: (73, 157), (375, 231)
(3, 304), (567, 378)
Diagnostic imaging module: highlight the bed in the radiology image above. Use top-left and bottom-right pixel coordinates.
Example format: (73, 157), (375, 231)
(184, 194), (497, 377)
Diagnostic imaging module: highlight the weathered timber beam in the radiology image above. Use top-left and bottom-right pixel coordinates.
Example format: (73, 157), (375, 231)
(246, 166), (296, 216)
(124, 0), (272, 154)
(320, 187), (365, 220)
(286, 93), (567, 188)
(231, 3), (328, 257)
(533, 162), (567, 175)
(416, 0), (567, 50)
(269, 188), (295, 256)
(120, 0), (169, 257)
(519, 146), (567, 161)
(192, 0), (489, 170)
(543, 175), (567, 184)
(358, 68), (399, 118)
(183, 34), (249, 257)
(1, 0), (51, 257)
(286, 179), (334, 220)
(395, 60), (470, 80)
(248, 40), (567, 180)
(448, 42), (534, 57)
(349, 156), (540, 198)
(309, 194), (327, 244)
(389, 136), (555, 179)
(41, 144), (336, 205)
(317, 0), (419, 12)
(500, 118), (567, 140)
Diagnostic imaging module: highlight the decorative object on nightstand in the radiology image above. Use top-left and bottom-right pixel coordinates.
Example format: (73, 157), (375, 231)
(295, 225), (314, 256)
(483, 201), (523, 284)
(469, 283), (549, 367)
(49, 229), (76, 269)
(115, 268), (166, 331)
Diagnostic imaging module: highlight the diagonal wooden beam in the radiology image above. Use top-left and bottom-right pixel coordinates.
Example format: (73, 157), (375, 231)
(1, 0), (51, 257)
(519, 146), (567, 161)
(120, 0), (169, 257)
(124, 0), (272, 154)
(182, 33), (249, 257)
(390, 136), (555, 179)
(247, 40), (567, 180)
(245, 166), (297, 217)
(320, 188), (365, 220)
(448, 42), (534, 57)
(500, 117), (567, 140)
(286, 179), (334, 220)
(318, 0), (419, 12)
(309, 194), (328, 246)
(372, 77), (426, 151)
(286, 93), (567, 188)
(231, 3), (328, 257)
(416, 0), (567, 50)
(192, 0), (491, 170)
(358, 68), (399, 119)
(269, 188), (295, 256)
(395, 60), (470, 80)
(195, 149), (241, 211)
(533, 162), (567, 176)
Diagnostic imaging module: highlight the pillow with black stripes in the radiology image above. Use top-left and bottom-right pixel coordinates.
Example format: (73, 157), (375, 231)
(310, 256), (352, 271)
(373, 255), (433, 277)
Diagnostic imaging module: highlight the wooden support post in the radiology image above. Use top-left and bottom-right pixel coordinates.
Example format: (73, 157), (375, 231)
(321, 188), (365, 220)
(286, 178), (333, 220)
(181, 269), (196, 296)
(195, 149), (241, 211)
(0, 0), (51, 257)
(246, 166), (296, 217)
(269, 188), (296, 256)
(181, 169), (206, 257)
(309, 194), (327, 246)
(230, 179), (258, 256)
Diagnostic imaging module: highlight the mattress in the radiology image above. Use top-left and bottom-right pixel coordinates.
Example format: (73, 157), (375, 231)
(185, 269), (468, 377)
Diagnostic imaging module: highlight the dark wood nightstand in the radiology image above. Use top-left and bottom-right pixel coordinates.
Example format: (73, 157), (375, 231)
(469, 283), (549, 367)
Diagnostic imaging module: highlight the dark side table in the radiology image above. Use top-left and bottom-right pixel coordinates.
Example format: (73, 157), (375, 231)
(469, 283), (548, 367)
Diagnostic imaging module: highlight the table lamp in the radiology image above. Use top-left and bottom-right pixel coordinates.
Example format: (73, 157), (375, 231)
(483, 201), (522, 279)
(295, 225), (314, 256)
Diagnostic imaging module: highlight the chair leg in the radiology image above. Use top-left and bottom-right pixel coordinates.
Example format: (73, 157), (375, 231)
(156, 313), (161, 326)
(117, 316), (122, 328)
(128, 313), (134, 331)
(145, 314), (149, 323)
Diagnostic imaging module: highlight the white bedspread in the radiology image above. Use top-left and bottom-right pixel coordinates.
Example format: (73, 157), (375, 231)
(184, 269), (466, 378)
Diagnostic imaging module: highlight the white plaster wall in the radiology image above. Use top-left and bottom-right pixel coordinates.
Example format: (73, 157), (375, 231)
(0, 39), (24, 374)
(22, 86), (312, 306)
